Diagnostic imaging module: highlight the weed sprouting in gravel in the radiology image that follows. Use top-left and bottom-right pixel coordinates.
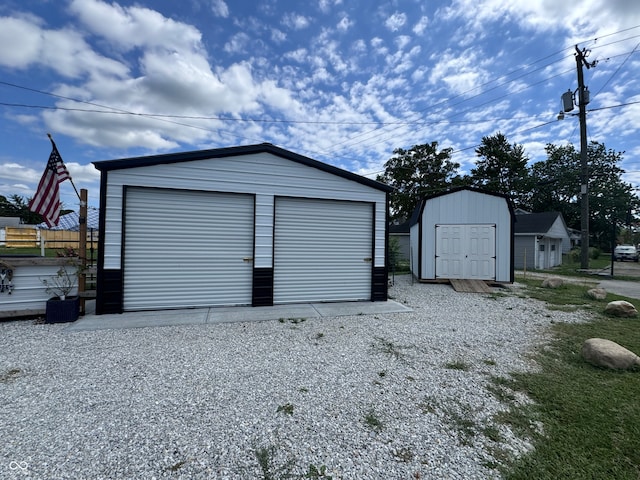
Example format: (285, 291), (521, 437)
(444, 360), (471, 371)
(370, 336), (406, 360)
(363, 409), (384, 432)
(0, 368), (21, 383)
(253, 443), (296, 480)
(392, 446), (414, 462)
(305, 464), (333, 479)
(276, 403), (294, 415)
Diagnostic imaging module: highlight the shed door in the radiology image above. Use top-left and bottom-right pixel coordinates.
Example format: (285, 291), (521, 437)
(123, 187), (254, 311)
(436, 224), (496, 280)
(274, 197), (373, 304)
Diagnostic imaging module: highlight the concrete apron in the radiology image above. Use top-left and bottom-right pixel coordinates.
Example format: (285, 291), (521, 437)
(65, 300), (413, 332)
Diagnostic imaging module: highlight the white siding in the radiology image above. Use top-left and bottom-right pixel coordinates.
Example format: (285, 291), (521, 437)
(0, 261), (78, 317)
(103, 152), (386, 271)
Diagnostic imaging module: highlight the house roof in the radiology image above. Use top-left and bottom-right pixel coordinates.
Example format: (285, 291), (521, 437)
(37, 209), (100, 231)
(92, 143), (393, 193)
(389, 219), (410, 234)
(514, 211), (564, 235)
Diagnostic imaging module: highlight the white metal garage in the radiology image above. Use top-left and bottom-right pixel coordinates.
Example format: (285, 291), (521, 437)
(123, 187), (255, 310)
(410, 187), (514, 283)
(92, 144), (392, 314)
(274, 197), (373, 303)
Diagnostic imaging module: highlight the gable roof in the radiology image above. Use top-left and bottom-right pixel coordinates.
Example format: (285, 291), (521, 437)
(514, 211), (564, 235)
(92, 143), (393, 193)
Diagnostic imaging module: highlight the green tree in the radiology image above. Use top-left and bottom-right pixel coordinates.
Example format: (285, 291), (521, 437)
(0, 194), (72, 225)
(376, 142), (462, 222)
(530, 142), (639, 250)
(470, 132), (532, 209)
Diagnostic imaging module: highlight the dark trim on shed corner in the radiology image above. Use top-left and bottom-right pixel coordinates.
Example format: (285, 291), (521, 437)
(92, 143), (394, 194)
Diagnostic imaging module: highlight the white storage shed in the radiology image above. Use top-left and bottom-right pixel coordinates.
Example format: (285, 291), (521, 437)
(409, 187), (515, 283)
(92, 144), (392, 314)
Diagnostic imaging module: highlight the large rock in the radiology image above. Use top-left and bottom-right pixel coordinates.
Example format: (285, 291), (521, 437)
(587, 288), (607, 300)
(582, 338), (640, 370)
(541, 277), (564, 288)
(604, 300), (638, 318)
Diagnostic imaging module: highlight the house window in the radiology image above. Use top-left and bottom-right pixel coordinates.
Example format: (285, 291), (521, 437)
(551, 245), (556, 251)
(539, 244), (545, 251)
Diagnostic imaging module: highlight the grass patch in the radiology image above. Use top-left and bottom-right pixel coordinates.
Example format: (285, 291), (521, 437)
(254, 444), (296, 480)
(370, 336), (406, 360)
(515, 277), (640, 313)
(496, 311), (640, 478)
(305, 464), (333, 479)
(363, 409), (384, 432)
(444, 360), (471, 371)
(276, 403), (294, 415)
(0, 368), (21, 383)
(278, 317), (307, 324)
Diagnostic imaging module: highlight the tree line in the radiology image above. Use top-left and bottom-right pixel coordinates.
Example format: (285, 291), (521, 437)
(376, 133), (639, 250)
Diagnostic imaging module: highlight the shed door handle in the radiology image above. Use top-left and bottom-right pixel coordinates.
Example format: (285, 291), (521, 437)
(363, 257), (372, 263)
(243, 257), (253, 262)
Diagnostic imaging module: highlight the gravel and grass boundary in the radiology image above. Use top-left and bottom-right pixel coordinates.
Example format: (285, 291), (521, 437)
(0, 275), (586, 479)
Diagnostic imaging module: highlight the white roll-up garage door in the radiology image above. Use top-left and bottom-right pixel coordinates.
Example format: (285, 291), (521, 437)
(123, 187), (254, 310)
(274, 197), (373, 304)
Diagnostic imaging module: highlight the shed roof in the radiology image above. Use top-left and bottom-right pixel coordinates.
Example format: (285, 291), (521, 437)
(514, 211), (563, 234)
(92, 143), (393, 193)
(409, 186), (515, 226)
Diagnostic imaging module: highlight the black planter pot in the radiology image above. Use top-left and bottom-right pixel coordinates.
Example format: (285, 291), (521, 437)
(45, 296), (80, 324)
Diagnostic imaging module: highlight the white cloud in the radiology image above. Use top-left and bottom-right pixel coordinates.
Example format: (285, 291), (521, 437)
(224, 32), (250, 53)
(413, 16), (429, 35)
(69, 0), (203, 53)
(282, 12), (310, 30)
(385, 12), (407, 32)
(0, 15), (127, 79)
(284, 48), (309, 63)
(271, 28), (286, 43)
(337, 15), (353, 32)
(210, 0), (229, 18)
(429, 49), (489, 95)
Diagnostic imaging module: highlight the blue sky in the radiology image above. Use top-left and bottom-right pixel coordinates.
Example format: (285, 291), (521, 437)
(1, 0), (639, 211)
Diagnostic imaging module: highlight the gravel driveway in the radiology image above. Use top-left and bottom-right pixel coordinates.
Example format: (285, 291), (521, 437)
(0, 275), (586, 479)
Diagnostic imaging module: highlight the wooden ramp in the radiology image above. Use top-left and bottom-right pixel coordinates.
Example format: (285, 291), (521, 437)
(449, 279), (493, 293)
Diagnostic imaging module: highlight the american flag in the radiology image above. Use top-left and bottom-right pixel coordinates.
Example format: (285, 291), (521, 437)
(29, 139), (72, 227)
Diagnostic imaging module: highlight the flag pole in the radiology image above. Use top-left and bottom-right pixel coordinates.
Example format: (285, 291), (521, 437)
(47, 133), (81, 201)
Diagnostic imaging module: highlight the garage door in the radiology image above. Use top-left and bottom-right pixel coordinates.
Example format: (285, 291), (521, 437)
(274, 197), (373, 304)
(435, 224), (496, 280)
(123, 187), (254, 310)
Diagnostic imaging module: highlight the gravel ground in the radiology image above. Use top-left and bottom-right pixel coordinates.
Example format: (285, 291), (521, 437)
(0, 275), (587, 480)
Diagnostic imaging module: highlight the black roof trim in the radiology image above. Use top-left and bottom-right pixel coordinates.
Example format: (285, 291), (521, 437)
(409, 186), (515, 227)
(92, 142), (393, 192)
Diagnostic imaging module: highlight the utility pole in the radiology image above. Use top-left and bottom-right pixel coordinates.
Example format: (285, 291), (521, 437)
(574, 46), (596, 270)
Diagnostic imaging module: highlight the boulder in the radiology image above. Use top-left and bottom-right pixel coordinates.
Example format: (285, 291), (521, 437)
(604, 300), (638, 318)
(582, 338), (640, 370)
(587, 288), (607, 300)
(541, 277), (564, 288)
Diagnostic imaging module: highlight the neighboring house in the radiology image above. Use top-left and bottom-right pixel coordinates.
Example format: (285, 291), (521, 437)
(37, 209), (99, 231)
(389, 219), (410, 263)
(92, 143), (392, 315)
(514, 211), (570, 270)
(410, 186), (515, 283)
